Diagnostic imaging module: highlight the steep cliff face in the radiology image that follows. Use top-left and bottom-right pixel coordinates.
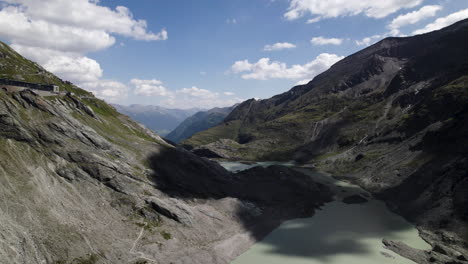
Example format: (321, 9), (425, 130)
(184, 20), (468, 262)
(166, 105), (236, 143)
(0, 42), (332, 264)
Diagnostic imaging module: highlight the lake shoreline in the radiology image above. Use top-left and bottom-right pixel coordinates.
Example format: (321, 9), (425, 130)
(219, 160), (432, 264)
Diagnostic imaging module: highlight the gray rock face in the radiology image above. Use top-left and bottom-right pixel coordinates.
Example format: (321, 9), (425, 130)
(382, 239), (468, 264)
(0, 86), (333, 264)
(145, 197), (195, 226)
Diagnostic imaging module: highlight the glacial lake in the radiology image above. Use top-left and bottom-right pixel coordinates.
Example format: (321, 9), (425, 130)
(219, 161), (431, 264)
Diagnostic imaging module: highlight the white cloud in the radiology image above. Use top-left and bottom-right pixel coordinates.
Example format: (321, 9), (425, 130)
(177, 87), (218, 99)
(232, 60), (253, 73)
(355, 34), (384, 46)
(131, 79), (169, 97)
(81, 80), (128, 102)
(413, 8), (468, 35)
(355, 5), (455, 48)
(11, 44), (129, 103)
(126, 81), (241, 109)
(11, 45), (103, 83)
(226, 18), (237, 24)
(284, 0), (423, 21)
(0, 0), (167, 102)
(311, 36), (343, 45)
(355, 6), (463, 48)
(0, 6), (115, 53)
(389, 5), (442, 31)
(356, 5), (441, 47)
(306, 17), (321, 24)
(264, 42), (297, 51)
(161, 87), (243, 109)
(295, 79), (311, 85)
(231, 53), (344, 81)
(355, 5), (443, 47)
(0, 0), (167, 43)
(162, 96), (243, 110)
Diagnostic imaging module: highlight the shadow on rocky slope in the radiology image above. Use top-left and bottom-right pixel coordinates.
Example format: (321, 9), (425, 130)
(379, 105), (468, 250)
(147, 148), (419, 260)
(147, 146), (334, 241)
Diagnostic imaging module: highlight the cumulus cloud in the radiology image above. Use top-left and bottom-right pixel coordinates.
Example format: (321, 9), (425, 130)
(131, 79), (169, 96)
(177, 87), (218, 99)
(356, 5), (441, 47)
(389, 5), (442, 31)
(356, 6), (463, 47)
(80, 80), (128, 102)
(264, 42), (296, 51)
(413, 8), (468, 35)
(355, 27), (407, 46)
(306, 17), (321, 24)
(127, 80), (242, 109)
(355, 34), (384, 46)
(231, 53), (344, 81)
(0, 0), (167, 101)
(284, 0), (422, 21)
(161, 87), (243, 109)
(11, 45), (103, 83)
(295, 79), (311, 85)
(0, 0), (167, 43)
(311, 37), (343, 46)
(0, 6), (115, 53)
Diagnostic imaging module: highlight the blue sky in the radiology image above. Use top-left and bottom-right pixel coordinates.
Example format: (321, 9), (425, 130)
(0, 0), (467, 109)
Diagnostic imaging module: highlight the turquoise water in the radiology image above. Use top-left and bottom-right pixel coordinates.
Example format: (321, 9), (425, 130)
(219, 162), (431, 264)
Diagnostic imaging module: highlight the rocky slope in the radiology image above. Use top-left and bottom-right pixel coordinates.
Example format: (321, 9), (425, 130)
(166, 105), (237, 143)
(112, 104), (200, 136)
(184, 19), (468, 263)
(0, 43), (333, 264)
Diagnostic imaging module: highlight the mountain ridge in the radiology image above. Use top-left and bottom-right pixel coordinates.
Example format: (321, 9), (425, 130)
(183, 19), (468, 263)
(112, 103), (201, 136)
(166, 104), (237, 143)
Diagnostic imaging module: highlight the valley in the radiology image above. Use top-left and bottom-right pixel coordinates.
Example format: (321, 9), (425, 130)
(0, 9), (466, 264)
(181, 19), (468, 264)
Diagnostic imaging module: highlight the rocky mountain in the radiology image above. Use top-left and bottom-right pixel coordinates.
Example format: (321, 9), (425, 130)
(0, 42), (333, 263)
(184, 20), (468, 262)
(166, 105), (237, 143)
(112, 104), (200, 136)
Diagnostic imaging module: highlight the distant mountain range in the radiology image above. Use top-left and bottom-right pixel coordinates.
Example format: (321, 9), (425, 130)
(112, 104), (201, 136)
(166, 105), (238, 143)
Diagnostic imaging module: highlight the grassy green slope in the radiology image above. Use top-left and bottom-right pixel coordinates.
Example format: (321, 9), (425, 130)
(0, 41), (92, 96)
